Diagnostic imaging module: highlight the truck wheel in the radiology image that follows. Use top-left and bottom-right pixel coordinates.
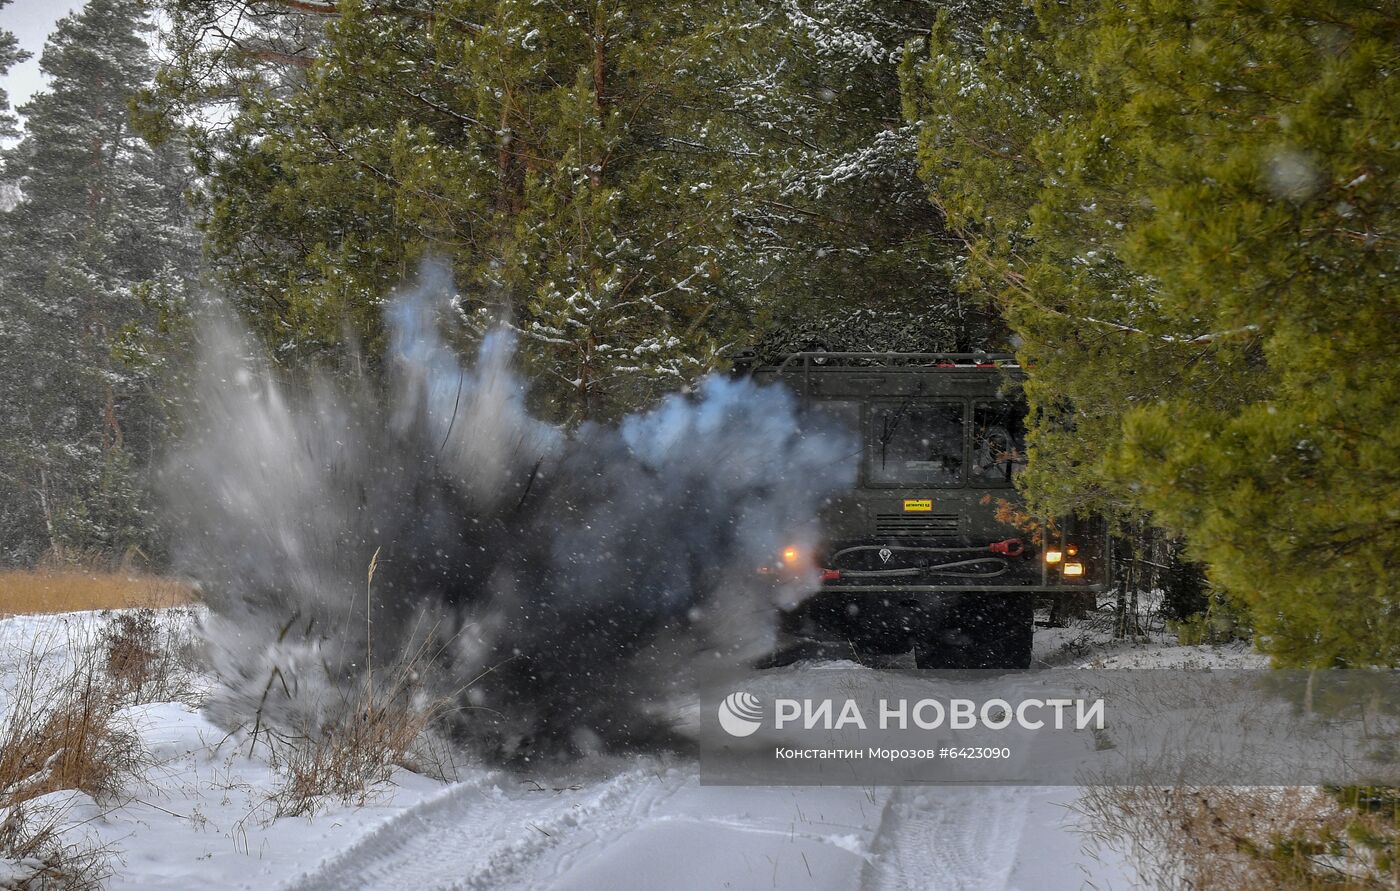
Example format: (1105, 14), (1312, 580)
(914, 594), (1034, 669)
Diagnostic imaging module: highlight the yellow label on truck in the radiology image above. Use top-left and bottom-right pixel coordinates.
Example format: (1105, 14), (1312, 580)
(903, 499), (933, 512)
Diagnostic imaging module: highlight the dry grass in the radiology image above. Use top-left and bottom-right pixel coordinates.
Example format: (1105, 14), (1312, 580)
(99, 608), (202, 705)
(254, 558), (464, 817)
(0, 610), (200, 888)
(0, 802), (112, 891)
(269, 695), (435, 818)
(0, 569), (194, 616)
(0, 629), (145, 811)
(255, 610), (463, 817)
(1078, 785), (1400, 889)
(262, 654), (461, 818)
(0, 635), (138, 889)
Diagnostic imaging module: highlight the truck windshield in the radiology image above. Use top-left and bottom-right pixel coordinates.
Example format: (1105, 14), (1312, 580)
(971, 400), (1028, 485)
(867, 402), (964, 487)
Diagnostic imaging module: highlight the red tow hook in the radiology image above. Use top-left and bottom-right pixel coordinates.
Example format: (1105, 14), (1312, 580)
(989, 538), (1024, 557)
(820, 569), (842, 582)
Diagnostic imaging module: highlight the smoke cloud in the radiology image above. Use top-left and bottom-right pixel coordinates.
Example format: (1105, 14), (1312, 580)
(163, 263), (855, 762)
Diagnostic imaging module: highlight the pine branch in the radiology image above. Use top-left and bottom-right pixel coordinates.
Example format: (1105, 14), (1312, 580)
(254, 0), (437, 21)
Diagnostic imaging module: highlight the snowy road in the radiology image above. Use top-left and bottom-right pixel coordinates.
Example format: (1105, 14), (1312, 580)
(281, 765), (1131, 891)
(0, 610), (1172, 890)
(278, 656), (1136, 890)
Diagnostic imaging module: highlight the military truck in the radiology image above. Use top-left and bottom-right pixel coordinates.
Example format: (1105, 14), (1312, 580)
(740, 351), (1111, 668)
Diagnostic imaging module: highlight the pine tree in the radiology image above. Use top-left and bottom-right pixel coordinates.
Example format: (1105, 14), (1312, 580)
(0, 0), (28, 216)
(149, 1), (753, 422)
(0, 0), (197, 563)
(147, 1), (998, 419)
(0, 0), (27, 145)
(903, 0), (1400, 665)
(718, 0), (1000, 347)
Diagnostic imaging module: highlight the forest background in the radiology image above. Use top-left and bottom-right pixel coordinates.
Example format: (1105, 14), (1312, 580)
(0, 0), (1394, 668)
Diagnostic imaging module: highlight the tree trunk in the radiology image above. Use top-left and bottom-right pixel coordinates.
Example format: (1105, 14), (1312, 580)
(576, 333), (598, 421)
(590, 25), (607, 188)
(104, 382), (123, 451)
(37, 466), (59, 558)
(496, 99), (514, 213)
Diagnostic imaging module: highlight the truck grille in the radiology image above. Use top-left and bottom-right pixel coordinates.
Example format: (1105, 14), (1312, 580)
(873, 513), (961, 538)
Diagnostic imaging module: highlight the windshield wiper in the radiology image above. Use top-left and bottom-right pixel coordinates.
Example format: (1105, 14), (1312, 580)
(877, 385), (924, 468)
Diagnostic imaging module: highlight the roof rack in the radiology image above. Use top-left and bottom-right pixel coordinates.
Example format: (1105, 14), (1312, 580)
(732, 351), (1022, 401)
(755, 351), (1020, 371)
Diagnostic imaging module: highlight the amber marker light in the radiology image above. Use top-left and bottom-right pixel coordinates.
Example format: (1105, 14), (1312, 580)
(782, 546), (800, 566)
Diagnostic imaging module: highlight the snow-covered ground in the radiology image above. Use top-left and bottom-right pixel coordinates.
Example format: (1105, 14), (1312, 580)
(0, 607), (1263, 890)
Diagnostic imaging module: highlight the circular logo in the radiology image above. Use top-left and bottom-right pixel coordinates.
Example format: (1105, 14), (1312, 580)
(717, 691), (764, 738)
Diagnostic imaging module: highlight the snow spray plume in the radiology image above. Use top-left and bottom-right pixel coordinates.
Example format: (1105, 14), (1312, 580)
(164, 263), (855, 761)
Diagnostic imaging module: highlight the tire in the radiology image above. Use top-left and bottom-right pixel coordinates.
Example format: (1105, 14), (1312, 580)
(914, 594), (1034, 669)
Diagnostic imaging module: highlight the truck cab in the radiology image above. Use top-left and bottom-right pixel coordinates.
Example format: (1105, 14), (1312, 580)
(743, 351), (1110, 668)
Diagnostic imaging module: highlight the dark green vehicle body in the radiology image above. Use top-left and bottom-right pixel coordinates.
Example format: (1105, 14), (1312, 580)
(746, 352), (1111, 668)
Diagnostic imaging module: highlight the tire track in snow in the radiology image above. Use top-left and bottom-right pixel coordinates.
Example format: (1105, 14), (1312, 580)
(854, 671), (1048, 890)
(280, 761), (687, 891)
(860, 786), (1033, 891)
